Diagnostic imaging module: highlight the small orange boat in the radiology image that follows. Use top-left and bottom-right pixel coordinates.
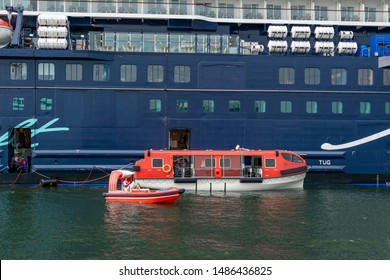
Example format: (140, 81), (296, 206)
(103, 170), (185, 203)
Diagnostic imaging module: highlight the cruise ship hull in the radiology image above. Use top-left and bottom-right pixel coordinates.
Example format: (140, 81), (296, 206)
(0, 4), (389, 186)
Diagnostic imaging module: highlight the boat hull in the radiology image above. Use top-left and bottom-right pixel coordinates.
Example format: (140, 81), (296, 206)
(135, 173), (306, 193)
(103, 188), (185, 203)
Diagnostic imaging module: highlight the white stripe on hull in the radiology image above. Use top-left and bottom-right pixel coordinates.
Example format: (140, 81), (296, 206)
(137, 174), (306, 192)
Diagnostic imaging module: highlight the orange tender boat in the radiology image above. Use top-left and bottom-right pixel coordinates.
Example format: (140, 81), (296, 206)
(103, 170), (185, 203)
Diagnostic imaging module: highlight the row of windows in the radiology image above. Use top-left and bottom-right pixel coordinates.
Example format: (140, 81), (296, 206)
(149, 99), (390, 114)
(8, 62), (390, 86)
(279, 67), (378, 86)
(10, 63), (190, 83)
(11, 97), (390, 115)
(152, 158), (277, 169)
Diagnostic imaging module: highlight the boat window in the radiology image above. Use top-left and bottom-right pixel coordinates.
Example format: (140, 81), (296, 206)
(265, 158), (276, 168)
(304, 68), (320, 85)
(174, 65), (190, 83)
(149, 99), (162, 112)
(332, 101), (343, 114)
(12, 98), (24, 111)
(341, 6), (355, 21)
(40, 98), (53, 111)
(280, 101), (292, 113)
(229, 100), (240, 112)
(66, 64), (82, 81)
(386, 102), (390, 114)
(331, 68), (347, 85)
(220, 158), (230, 168)
(176, 100), (188, 112)
(243, 4), (262, 19)
(38, 63), (55, 80)
(152, 158), (163, 168)
(10, 63), (27, 80)
(147, 65), (164, 82)
(279, 67), (295, 85)
(281, 153), (303, 163)
(291, 5), (306, 20)
(120, 65), (137, 82)
(205, 158), (216, 168)
(365, 7), (376, 22)
(306, 101), (318, 114)
(255, 100), (266, 113)
(358, 68), (373, 86)
(315, 6), (328, 20)
(93, 64), (110, 81)
(267, 4), (282, 19)
(360, 102), (371, 114)
(203, 100), (214, 113)
(383, 69), (390, 85)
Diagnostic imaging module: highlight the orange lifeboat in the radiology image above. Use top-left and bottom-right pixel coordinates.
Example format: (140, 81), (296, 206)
(131, 148), (307, 192)
(0, 19), (13, 48)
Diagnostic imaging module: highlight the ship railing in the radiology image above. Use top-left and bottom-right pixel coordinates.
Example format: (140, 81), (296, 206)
(88, 32), (240, 54)
(15, 1), (390, 24)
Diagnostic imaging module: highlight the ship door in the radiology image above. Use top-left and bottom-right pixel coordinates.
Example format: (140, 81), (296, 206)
(8, 128), (31, 173)
(169, 129), (191, 150)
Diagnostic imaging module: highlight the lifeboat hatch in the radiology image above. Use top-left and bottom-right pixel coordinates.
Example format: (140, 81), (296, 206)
(243, 155), (262, 178)
(169, 129), (190, 150)
(8, 128), (31, 173)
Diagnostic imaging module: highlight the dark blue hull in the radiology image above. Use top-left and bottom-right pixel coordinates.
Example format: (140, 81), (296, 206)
(0, 50), (389, 185)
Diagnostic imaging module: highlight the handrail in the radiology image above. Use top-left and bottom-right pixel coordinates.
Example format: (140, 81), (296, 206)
(8, 1), (390, 24)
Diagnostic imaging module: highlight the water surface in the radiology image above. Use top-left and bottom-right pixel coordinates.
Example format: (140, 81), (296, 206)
(1, 184), (389, 259)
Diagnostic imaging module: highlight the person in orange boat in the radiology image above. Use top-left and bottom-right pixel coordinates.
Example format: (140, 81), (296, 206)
(122, 175), (138, 191)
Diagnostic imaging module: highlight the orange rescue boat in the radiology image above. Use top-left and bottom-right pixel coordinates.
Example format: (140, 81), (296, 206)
(103, 170), (185, 203)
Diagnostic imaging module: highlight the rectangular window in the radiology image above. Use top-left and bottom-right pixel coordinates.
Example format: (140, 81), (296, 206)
(93, 64), (110, 81)
(220, 158), (231, 168)
(360, 102), (371, 114)
(12, 98), (24, 110)
(149, 99), (161, 112)
(174, 65), (190, 83)
(10, 63), (27, 80)
(315, 6), (328, 20)
(265, 158), (276, 168)
(331, 68), (347, 85)
(305, 68), (320, 85)
(386, 102), (390, 114)
(267, 4), (281, 19)
(281, 101), (292, 113)
(176, 100), (188, 112)
(38, 63), (55, 80)
(203, 100), (214, 113)
(148, 65), (164, 82)
(332, 101), (343, 114)
(205, 158), (216, 168)
(229, 100), (240, 112)
(40, 98), (53, 111)
(365, 7), (376, 21)
(279, 67), (295, 84)
(358, 68), (373, 85)
(66, 64), (82, 81)
(120, 64), (137, 82)
(152, 158), (163, 168)
(383, 69), (390, 85)
(306, 101), (318, 114)
(254, 100), (266, 113)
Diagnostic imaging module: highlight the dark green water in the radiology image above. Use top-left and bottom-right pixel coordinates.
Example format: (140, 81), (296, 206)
(1, 184), (390, 260)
